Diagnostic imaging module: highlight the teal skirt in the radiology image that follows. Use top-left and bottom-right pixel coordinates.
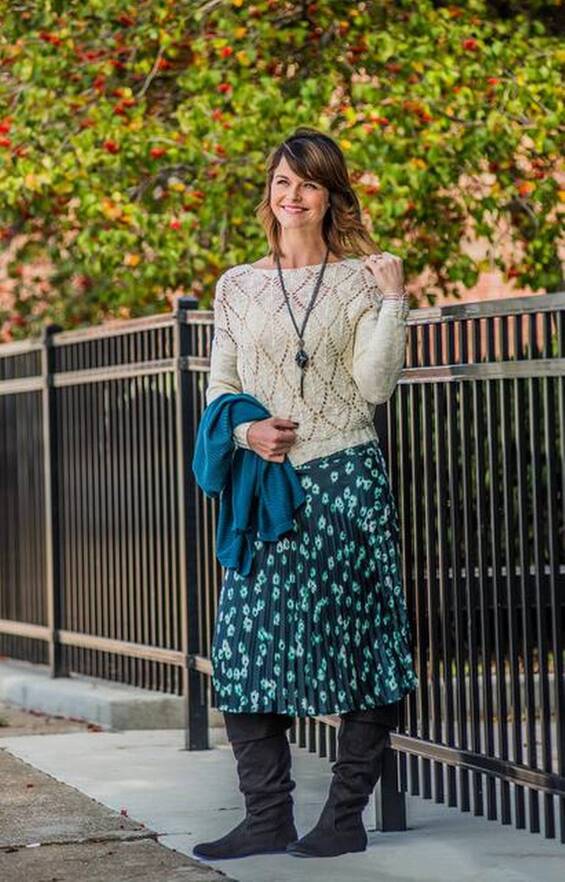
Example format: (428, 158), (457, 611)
(211, 439), (419, 717)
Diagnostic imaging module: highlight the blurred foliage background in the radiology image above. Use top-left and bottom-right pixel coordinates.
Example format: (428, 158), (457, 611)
(0, 0), (563, 337)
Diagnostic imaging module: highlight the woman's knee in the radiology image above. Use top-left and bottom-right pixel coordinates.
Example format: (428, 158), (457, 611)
(223, 711), (294, 743)
(341, 701), (400, 729)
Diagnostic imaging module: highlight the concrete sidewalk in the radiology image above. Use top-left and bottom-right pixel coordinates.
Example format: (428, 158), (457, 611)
(2, 728), (563, 882)
(0, 748), (233, 882)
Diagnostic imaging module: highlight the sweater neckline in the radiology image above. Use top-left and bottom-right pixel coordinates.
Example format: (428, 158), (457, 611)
(245, 257), (352, 273)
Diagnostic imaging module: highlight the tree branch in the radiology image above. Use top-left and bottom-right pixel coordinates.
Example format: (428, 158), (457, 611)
(136, 45), (165, 99)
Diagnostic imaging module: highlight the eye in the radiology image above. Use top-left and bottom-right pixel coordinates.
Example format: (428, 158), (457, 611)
(274, 178), (317, 188)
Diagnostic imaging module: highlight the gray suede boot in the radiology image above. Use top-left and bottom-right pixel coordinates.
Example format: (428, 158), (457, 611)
(193, 714), (297, 860)
(286, 714), (391, 858)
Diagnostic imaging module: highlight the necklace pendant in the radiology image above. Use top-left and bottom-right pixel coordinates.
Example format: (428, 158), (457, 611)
(275, 247), (329, 397)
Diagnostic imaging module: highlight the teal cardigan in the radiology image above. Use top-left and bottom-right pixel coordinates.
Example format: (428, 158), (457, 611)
(191, 392), (306, 576)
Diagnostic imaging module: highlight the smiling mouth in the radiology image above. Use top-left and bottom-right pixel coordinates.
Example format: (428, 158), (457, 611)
(282, 206), (307, 213)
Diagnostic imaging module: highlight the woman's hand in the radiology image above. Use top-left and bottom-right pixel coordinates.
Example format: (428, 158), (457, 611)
(362, 251), (405, 295)
(247, 416), (299, 462)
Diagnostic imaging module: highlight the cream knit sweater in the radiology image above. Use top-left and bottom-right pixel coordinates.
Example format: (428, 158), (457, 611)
(205, 257), (409, 467)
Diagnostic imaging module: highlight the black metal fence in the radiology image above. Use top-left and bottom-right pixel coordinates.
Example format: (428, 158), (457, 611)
(1, 291), (564, 841)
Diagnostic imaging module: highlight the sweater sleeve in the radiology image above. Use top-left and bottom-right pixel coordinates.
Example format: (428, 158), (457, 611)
(206, 272), (256, 449)
(351, 284), (410, 406)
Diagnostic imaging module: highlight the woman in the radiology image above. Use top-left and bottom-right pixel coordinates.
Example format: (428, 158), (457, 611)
(193, 127), (418, 861)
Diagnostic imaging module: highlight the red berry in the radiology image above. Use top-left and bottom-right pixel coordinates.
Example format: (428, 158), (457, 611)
(170, 218), (181, 230)
(462, 38), (479, 51)
(103, 140), (120, 154)
(39, 32), (62, 46)
(150, 146), (167, 159)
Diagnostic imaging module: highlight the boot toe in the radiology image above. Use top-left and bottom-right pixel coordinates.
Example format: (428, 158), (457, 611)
(285, 826), (367, 858)
(193, 818), (297, 860)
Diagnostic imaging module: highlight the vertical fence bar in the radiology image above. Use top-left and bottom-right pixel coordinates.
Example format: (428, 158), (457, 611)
(373, 397), (407, 831)
(375, 746), (407, 832)
(515, 335), (540, 833)
(486, 318), (511, 825)
(550, 308), (565, 842)
(175, 296), (209, 750)
(460, 320), (483, 817)
(41, 323), (66, 677)
(473, 322), (497, 821)
(447, 322), (470, 813)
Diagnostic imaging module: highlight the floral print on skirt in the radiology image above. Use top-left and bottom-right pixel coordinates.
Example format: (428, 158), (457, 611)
(211, 439), (419, 716)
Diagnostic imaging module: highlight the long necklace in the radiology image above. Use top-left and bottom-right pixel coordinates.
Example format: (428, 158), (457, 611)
(275, 246), (330, 399)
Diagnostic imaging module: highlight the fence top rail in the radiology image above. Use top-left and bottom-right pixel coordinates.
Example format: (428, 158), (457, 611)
(0, 291), (563, 358)
(51, 311), (176, 346)
(405, 290), (564, 324)
(0, 313), (178, 356)
(0, 338), (44, 357)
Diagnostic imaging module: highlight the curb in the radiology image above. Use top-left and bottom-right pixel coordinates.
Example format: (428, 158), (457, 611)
(0, 659), (226, 736)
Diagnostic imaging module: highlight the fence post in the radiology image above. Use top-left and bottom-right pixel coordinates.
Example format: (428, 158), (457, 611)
(374, 745), (407, 831)
(41, 322), (66, 677)
(373, 400), (408, 830)
(175, 296), (209, 751)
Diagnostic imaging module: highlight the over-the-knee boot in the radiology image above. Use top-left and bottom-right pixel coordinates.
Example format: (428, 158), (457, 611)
(193, 712), (297, 860)
(286, 706), (396, 858)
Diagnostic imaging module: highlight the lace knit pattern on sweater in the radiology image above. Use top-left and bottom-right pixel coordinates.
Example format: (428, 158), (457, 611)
(205, 257), (410, 467)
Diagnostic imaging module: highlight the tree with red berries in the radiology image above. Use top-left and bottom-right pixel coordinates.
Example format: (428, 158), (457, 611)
(0, 0), (562, 338)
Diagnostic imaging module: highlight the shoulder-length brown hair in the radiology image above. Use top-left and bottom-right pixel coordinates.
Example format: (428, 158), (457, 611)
(255, 126), (379, 261)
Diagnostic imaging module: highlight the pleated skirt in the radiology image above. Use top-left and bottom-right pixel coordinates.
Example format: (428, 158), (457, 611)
(210, 439), (419, 717)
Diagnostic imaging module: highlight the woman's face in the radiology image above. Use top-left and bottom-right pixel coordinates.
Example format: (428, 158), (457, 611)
(270, 155), (329, 231)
